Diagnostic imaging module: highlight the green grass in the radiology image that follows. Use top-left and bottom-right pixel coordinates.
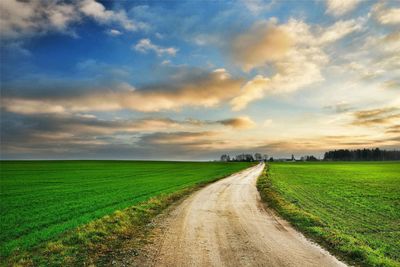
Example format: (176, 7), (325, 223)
(257, 161), (400, 267)
(0, 160), (253, 260)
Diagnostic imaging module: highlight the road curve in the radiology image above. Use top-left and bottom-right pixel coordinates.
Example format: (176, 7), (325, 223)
(146, 163), (346, 267)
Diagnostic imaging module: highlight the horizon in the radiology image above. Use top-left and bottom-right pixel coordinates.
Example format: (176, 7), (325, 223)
(1, 147), (399, 161)
(1, 0), (399, 159)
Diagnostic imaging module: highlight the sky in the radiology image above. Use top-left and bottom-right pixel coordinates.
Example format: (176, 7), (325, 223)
(0, 0), (399, 160)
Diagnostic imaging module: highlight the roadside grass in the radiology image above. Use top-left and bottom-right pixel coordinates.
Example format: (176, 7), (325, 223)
(5, 181), (217, 266)
(0, 160), (253, 264)
(257, 162), (400, 267)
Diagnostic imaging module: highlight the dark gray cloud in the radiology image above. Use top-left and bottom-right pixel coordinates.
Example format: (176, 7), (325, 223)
(0, 111), (255, 159)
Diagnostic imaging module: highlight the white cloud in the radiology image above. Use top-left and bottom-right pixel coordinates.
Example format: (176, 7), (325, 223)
(79, 0), (113, 21)
(0, 0), (146, 39)
(228, 17), (365, 110)
(79, 0), (146, 31)
(2, 99), (66, 115)
(318, 19), (363, 44)
(337, 30), (400, 84)
(241, 0), (276, 15)
(229, 19), (333, 110)
(0, 0), (80, 38)
(231, 75), (270, 111)
(106, 29), (122, 36)
(230, 19), (293, 71)
(372, 2), (400, 25)
(134, 39), (178, 56)
(48, 4), (78, 31)
(325, 0), (363, 16)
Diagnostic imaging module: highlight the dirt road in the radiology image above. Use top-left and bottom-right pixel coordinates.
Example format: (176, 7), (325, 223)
(145, 163), (346, 267)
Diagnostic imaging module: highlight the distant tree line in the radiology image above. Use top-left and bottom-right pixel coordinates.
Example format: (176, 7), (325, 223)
(323, 148), (400, 161)
(220, 153), (269, 162)
(220, 148), (399, 162)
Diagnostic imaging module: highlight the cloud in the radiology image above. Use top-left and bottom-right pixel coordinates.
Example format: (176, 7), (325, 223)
(0, 111), (258, 159)
(352, 107), (400, 126)
(0, 0), (79, 38)
(318, 19), (362, 44)
(79, 0), (113, 21)
(230, 20), (293, 71)
(134, 38), (178, 56)
(240, 0), (276, 15)
(366, 31), (400, 70)
(257, 134), (400, 154)
(338, 31), (400, 84)
(79, 0), (146, 31)
(230, 75), (270, 111)
(386, 125), (400, 134)
(182, 116), (255, 130)
(0, 111), (258, 158)
(227, 17), (364, 110)
(135, 131), (256, 154)
(216, 116), (255, 129)
(325, 0), (363, 16)
(382, 80), (400, 90)
(372, 2), (400, 25)
(230, 18), (362, 70)
(1, 69), (243, 113)
(140, 131), (217, 146)
(1, 99), (67, 115)
(324, 102), (353, 113)
(106, 29), (122, 36)
(0, 0), (146, 39)
(3, 109), (398, 159)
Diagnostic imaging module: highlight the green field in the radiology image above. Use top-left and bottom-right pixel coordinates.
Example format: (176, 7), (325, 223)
(259, 161), (400, 266)
(0, 160), (252, 258)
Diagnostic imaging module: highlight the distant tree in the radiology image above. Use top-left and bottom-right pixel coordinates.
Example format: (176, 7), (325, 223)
(220, 154), (230, 162)
(234, 153), (255, 162)
(306, 155), (318, 161)
(245, 154), (255, 162)
(269, 157), (274, 162)
(254, 153), (262, 161)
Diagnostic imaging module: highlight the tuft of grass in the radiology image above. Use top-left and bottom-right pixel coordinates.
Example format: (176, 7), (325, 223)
(5, 171), (241, 266)
(257, 162), (400, 267)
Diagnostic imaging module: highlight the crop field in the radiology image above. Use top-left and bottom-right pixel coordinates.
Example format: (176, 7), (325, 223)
(262, 161), (400, 266)
(0, 160), (253, 258)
